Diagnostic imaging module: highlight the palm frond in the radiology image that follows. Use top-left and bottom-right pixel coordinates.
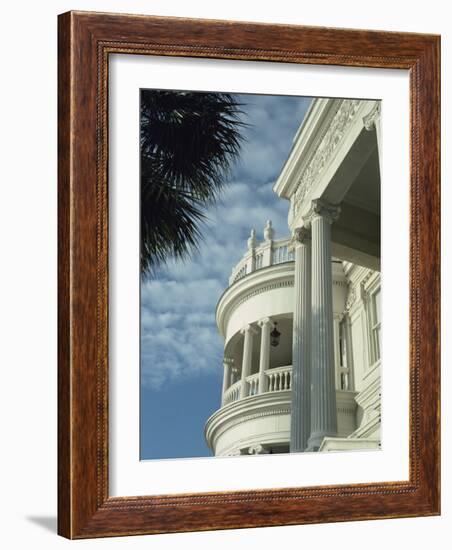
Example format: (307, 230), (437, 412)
(140, 90), (246, 277)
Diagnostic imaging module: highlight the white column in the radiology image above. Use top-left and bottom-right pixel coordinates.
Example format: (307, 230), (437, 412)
(307, 200), (340, 451)
(290, 228), (311, 453)
(240, 325), (256, 399)
(345, 315), (355, 391)
(333, 315), (341, 390)
(221, 358), (233, 406)
(230, 366), (238, 387)
(257, 318), (272, 394)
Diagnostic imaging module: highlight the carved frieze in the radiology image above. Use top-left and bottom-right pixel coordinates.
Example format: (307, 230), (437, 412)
(293, 99), (361, 216)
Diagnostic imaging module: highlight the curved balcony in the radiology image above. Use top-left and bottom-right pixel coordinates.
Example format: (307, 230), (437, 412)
(223, 365), (292, 406)
(206, 367), (358, 456)
(228, 231), (294, 287)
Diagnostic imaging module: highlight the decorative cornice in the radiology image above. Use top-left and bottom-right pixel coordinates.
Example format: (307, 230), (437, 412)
(228, 280), (294, 321)
(209, 406), (292, 445)
(363, 102), (381, 132)
(293, 99), (361, 216)
(230, 279), (293, 315)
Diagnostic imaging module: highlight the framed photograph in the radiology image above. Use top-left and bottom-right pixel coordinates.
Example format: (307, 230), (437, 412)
(58, 11), (440, 538)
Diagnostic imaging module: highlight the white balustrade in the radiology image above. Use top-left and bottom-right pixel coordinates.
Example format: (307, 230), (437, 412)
(272, 244), (294, 264)
(232, 264), (247, 283)
(221, 366), (293, 406)
(245, 373), (259, 396)
(223, 380), (241, 405)
(228, 234), (294, 286)
(255, 252), (264, 270)
(266, 365), (292, 392)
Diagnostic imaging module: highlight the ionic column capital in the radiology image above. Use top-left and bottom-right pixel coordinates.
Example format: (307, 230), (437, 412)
(257, 317), (272, 328)
(248, 444), (270, 455)
(240, 324), (257, 336)
(304, 199), (341, 227)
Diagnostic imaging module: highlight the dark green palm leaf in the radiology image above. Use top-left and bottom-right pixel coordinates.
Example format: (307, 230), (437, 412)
(140, 90), (246, 276)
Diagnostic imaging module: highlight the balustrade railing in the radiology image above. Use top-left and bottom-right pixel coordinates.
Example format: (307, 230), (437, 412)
(272, 244), (294, 265)
(232, 264), (247, 283)
(266, 365), (292, 392)
(222, 366), (292, 406)
(246, 373), (259, 397)
(223, 381), (241, 405)
(228, 237), (294, 286)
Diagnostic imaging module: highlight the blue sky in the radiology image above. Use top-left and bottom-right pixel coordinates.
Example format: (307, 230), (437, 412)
(140, 93), (311, 460)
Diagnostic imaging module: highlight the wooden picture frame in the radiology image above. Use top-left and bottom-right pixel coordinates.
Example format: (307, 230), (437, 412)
(58, 10), (440, 539)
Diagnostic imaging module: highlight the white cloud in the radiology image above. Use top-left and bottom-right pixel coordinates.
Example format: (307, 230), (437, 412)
(141, 94), (309, 390)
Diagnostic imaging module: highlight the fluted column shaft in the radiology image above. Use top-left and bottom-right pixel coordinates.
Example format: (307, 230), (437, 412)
(258, 318), (271, 394)
(307, 202), (340, 451)
(240, 325), (255, 399)
(290, 229), (311, 453)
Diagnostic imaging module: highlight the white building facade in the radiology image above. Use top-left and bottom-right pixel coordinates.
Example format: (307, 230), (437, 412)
(205, 98), (381, 456)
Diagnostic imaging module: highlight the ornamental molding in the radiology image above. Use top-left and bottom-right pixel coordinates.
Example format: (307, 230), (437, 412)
(303, 199), (341, 227)
(248, 444), (270, 455)
(345, 285), (357, 311)
(293, 99), (361, 217)
(208, 406), (292, 446)
(363, 102), (381, 131)
(291, 226), (311, 247)
(226, 279), (294, 325)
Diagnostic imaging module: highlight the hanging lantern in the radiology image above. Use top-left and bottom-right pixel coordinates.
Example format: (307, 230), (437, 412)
(270, 322), (281, 347)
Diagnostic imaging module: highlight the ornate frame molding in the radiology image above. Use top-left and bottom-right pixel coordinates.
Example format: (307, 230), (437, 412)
(58, 11), (440, 538)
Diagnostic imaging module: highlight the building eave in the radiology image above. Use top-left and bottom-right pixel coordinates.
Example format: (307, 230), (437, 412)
(272, 98), (335, 199)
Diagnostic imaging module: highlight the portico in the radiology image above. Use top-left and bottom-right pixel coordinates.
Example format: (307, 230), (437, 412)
(274, 98), (381, 452)
(205, 223), (358, 456)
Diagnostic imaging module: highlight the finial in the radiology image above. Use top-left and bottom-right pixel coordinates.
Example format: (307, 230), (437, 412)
(247, 228), (257, 250)
(264, 219), (274, 242)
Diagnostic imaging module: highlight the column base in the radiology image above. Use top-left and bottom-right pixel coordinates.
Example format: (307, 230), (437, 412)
(306, 431), (336, 452)
(290, 442), (308, 453)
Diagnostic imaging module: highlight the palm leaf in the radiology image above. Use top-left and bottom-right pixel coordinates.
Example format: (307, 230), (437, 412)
(140, 90), (246, 276)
